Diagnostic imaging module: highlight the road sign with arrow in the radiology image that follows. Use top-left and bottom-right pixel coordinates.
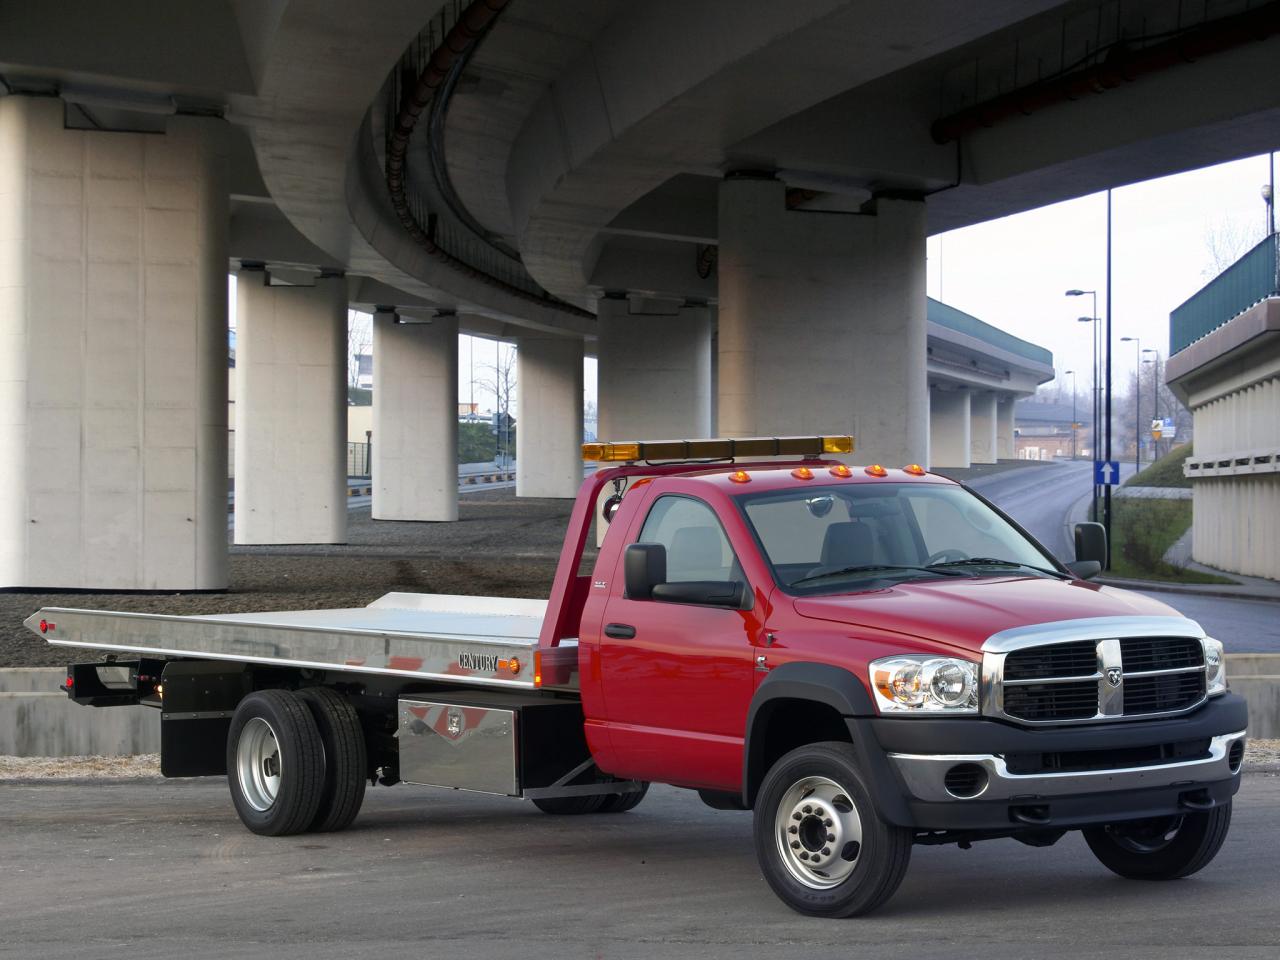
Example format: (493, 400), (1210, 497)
(1094, 460), (1121, 486)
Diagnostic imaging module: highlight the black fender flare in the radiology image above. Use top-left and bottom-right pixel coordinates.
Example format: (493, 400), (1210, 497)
(742, 661), (877, 807)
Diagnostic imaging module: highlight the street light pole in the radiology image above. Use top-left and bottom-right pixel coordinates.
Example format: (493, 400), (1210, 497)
(1068, 289), (1099, 520)
(1121, 336), (1141, 473)
(1064, 369), (1077, 459)
(1143, 348), (1159, 459)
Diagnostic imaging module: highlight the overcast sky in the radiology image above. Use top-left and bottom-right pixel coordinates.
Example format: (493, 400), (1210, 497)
(927, 151), (1276, 398)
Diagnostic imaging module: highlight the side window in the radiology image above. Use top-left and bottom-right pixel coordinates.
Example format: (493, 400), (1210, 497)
(639, 496), (744, 585)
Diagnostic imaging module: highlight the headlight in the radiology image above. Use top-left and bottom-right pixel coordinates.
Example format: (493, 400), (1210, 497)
(869, 655), (979, 714)
(1202, 638), (1226, 696)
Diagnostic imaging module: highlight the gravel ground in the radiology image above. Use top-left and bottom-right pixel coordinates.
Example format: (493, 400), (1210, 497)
(1, 490), (590, 668)
(2, 741), (1276, 780)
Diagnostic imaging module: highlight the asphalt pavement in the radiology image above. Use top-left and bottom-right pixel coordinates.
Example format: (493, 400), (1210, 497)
(0, 776), (1275, 959)
(968, 460), (1280, 653)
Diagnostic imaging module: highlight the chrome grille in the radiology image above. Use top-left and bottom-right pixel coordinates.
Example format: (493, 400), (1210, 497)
(991, 634), (1207, 724)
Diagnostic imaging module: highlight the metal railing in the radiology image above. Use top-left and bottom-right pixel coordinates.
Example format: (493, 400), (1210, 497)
(1170, 232), (1279, 355)
(347, 442), (371, 478)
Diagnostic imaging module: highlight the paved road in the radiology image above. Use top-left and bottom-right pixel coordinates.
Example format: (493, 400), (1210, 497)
(970, 460), (1280, 653)
(0, 776), (1275, 960)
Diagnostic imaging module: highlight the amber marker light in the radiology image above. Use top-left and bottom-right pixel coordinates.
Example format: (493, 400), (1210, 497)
(728, 469), (752, 483)
(533, 650), (543, 688)
(865, 464), (888, 478)
(903, 464), (927, 476)
(829, 465), (853, 478)
(791, 467), (814, 480)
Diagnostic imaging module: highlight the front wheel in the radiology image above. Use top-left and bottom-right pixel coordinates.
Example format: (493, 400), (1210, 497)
(1083, 802), (1232, 880)
(753, 741), (911, 918)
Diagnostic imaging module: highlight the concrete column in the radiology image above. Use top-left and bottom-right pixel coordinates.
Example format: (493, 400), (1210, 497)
(0, 97), (227, 589)
(718, 177), (927, 464)
(597, 296), (712, 441)
(517, 335), (583, 498)
(929, 389), (971, 469)
(372, 310), (458, 521)
(997, 396), (1016, 459)
(234, 273), (346, 544)
(970, 391), (999, 464)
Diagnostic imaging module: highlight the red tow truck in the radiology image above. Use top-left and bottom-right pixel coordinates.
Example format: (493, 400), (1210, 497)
(30, 436), (1247, 917)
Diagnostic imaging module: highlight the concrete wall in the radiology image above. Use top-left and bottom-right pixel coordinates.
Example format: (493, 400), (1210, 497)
(597, 297), (712, 441)
(717, 179), (927, 466)
(969, 391), (998, 464)
(929, 389), (971, 469)
(0, 96), (229, 589)
(234, 273), (347, 544)
(997, 396), (1016, 459)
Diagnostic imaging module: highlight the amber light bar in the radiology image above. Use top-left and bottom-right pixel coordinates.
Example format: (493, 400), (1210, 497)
(582, 435), (854, 463)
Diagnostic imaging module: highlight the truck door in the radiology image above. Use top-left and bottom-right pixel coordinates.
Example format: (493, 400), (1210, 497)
(597, 493), (761, 791)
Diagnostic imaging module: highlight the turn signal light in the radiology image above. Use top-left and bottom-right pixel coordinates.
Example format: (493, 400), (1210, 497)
(791, 467), (814, 480)
(865, 464), (888, 478)
(903, 464), (927, 476)
(829, 465), (853, 478)
(728, 470), (751, 483)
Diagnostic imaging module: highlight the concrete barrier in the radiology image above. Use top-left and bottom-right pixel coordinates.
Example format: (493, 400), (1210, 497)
(2, 656), (1278, 757)
(0, 669), (159, 757)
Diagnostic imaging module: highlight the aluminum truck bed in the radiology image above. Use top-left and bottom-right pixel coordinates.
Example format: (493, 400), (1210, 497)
(25, 592), (574, 691)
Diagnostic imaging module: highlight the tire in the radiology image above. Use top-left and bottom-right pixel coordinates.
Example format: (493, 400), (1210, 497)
(297, 687), (368, 833)
(532, 794), (608, 815)
(753, 741), (912, 918)
(598, 782), (649, 813)
(227, 690), (325, 837)
(1083, 802), (1232, 880)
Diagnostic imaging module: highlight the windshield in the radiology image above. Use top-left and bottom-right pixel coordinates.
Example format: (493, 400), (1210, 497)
(737, 482), (1059, 595)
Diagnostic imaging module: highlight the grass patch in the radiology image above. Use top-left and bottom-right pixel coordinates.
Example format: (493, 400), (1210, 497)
(1109, 498), (1234, 584)
(1124, 444), (1192, 489)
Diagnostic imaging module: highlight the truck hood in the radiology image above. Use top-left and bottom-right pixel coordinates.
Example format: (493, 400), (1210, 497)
(792, 576), (1184, 656)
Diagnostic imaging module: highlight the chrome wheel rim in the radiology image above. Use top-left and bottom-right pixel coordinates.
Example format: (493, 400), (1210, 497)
(236, 717), (282, 812)
(775, 775), (863, 889)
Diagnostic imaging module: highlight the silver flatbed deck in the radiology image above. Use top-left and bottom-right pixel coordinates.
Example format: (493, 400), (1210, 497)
(25, 592), (575, 691)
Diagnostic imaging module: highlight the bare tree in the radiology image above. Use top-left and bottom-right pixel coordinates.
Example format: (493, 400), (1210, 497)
(347, 310), (373, 389)
(1201, 215), (1261, 279)
(476, 341), (517, 468)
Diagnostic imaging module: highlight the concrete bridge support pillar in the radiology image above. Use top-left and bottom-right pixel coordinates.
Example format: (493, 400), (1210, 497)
(233, 272), (346, 544)
(597, 295), (712, 441)
(997, 396), (1016, 459)
(970, 391), (999, 464)
(929, 389), (971, 469)
(517, 335), (583, 498)
(717, 176), (927, 465)
(372, 309), (458, 521)
(0, 96), (228, 589)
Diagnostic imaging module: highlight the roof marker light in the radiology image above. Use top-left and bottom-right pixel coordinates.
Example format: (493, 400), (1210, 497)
(865, 464), (888, 478)
(830, 465), (853, 478)
(791, 467), (814, 480)
(903, 464), (927, 476)
(728, 470), (752, 484)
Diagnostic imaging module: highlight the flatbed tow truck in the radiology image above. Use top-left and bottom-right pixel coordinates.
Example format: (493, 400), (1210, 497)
(28, 436), (1248, 917)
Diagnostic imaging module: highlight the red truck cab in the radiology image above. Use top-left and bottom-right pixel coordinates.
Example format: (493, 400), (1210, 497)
(556, 439), (1247, 917)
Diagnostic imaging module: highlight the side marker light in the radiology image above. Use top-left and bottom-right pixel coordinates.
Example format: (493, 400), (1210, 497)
(865, 464), (888, 478)
(39, 619), (54, 634)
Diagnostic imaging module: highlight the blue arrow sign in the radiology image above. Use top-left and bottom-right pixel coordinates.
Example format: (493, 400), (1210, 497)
(1095, 460), (1121, 486)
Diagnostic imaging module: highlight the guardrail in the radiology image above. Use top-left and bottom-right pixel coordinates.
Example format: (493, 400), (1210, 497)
(1171, 232), (1279, 355)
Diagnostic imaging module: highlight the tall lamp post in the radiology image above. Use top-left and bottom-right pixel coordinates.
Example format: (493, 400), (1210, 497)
(1120, 336), (1141, 473)
(1067, 289), (1099, 520)
(1143, 348), (1159, 459)
(1064, 369), (1078, 459)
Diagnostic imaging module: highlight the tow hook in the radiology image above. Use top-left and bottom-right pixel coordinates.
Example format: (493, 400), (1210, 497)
(1178, 789), (1214, 812)
(1009, 804), (1051, 826)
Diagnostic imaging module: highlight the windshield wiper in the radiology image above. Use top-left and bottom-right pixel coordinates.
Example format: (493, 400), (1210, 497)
(791, 564), (967, 587)
(926, 557), (1070, 580)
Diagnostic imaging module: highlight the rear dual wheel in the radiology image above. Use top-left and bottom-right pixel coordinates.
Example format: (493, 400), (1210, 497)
(227, 688), (366, 836)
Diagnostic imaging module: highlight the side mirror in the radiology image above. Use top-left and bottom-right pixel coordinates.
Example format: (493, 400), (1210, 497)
(624, 543), (666, 600)
(1071, 522), (1107, 579)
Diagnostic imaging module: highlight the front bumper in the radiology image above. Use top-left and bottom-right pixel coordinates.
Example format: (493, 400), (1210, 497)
(848, 692), (1249, 833)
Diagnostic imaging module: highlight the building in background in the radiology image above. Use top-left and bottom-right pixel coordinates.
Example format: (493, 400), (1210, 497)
(1013, 400), (1081, 461)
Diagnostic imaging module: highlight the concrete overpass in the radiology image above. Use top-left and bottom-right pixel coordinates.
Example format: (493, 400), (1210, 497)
(2, 0), (1277, 588)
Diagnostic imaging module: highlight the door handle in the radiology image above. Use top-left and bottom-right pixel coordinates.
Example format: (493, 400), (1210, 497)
(604, 623), (636, 639)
